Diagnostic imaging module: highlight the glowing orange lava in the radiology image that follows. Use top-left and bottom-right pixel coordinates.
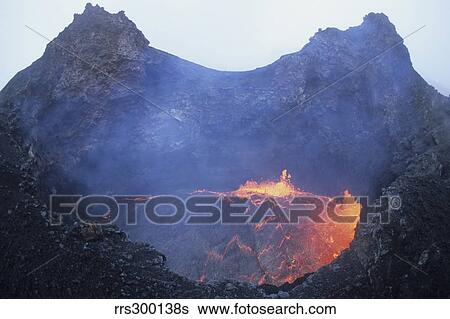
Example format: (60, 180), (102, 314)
(197, 170), (361, 286)
(234, 169), (300, 198)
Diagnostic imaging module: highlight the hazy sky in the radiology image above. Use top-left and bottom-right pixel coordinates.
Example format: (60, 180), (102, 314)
(1, 0), (449, 93)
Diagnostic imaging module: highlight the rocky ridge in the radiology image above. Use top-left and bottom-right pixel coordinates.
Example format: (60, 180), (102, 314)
(1, 4), (449, 297)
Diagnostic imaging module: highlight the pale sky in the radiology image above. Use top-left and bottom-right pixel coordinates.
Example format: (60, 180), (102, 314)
(1, 0), (449, 94)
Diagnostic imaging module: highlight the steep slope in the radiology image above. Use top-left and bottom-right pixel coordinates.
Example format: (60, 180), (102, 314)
(1, 4), (450, 297)
(1, 5), (425, 196)
(0, 104), (263, 298)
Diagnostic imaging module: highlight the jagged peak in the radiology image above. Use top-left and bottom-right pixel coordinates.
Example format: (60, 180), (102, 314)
(83, 3), (106, 14)
(363, 12), (392, 27)
(274, 11), (410, 74)
(78, 3), (128, 21)
(79, 3), (125, 17)
(44, 3), (150, 60)
(72, 3), (138, 31)
(304, 12), (402, 53)
(361, 12), (398, 35)
(311, 12), (399, 41)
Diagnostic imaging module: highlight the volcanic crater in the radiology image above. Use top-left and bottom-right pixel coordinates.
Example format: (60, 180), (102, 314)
(1, 4), (450, 298)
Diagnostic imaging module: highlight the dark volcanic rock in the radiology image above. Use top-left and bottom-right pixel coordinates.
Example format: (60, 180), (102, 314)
(1, 4), (450, 297)
(0, 115), (264, 297)
(1, 7), (418, 196)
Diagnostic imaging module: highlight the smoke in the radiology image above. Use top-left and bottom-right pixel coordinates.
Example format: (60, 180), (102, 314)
(4, 8), (430, 284)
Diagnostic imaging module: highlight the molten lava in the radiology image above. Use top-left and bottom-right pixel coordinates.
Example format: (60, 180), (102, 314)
(197, 170), (361, 286)
(234, 169), (299, 198)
